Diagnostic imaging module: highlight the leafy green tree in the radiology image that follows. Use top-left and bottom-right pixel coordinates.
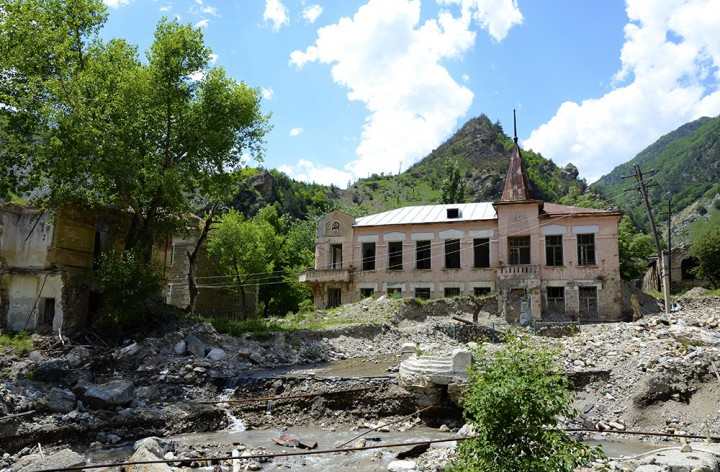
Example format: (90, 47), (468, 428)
(452, 329), (603, 471)
(617, 216), (655, 280)
(206, 209), (281, 319)
(690, 225), (720, 288)
(0, 1), (269, 257)
(440, 159), (466, 204)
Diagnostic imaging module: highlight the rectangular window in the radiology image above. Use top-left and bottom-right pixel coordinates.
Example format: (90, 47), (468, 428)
(545, 235), (564, 266)
(360, 288), (374, 298)
(388, 241), (403, 270)
(362, 242), (376, 271)
(508, 236), (530, 265)
(39, 298), (55, 325)
(577, 234), (596, 266)
(327, 288), (342, 308)
(387, 287), (402, 298)
(416, 240), (431, 269)
(444, 287), (461, 297)
(445, 239), (461, 269)
(414, 287), (431, 299)
(474, 287), (491, 297)
(331, 244), (343, 269)
(473, 238), (490, 268)
(579, 286), (598, 319)
(546, 287), (565, 314)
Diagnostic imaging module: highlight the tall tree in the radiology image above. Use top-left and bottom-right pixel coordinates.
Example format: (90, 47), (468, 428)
(0, 1), (269, 257)
(440, 159), (465, 204)
(206, 209), (281, 319)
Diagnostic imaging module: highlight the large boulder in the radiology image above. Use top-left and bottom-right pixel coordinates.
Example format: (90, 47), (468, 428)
(13, 449), (85, 472)
(185, 334), (206, 358)
(83, 380), (135, 409)
(38, 388), (76, 413)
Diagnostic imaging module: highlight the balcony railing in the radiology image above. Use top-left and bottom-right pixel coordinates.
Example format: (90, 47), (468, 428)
(299, 268), (352, 284)
(497, 264), (540, 280)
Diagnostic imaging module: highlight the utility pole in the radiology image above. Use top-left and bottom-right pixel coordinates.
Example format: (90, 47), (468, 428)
(667, 199), (672, 289)
(623, 164), (670, 314)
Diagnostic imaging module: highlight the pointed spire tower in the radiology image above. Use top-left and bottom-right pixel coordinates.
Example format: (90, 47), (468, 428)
(500, 110), (535, 202)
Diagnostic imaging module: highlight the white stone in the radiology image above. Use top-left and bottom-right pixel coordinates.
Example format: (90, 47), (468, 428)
(387, 460), (417, 471)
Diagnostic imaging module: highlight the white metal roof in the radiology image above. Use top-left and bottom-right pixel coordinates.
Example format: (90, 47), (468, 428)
(354, 202), (497, 227)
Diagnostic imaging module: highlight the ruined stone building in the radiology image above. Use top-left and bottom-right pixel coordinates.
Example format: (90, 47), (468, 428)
(1, 204), (259, 333)
(0, 204), (174, 334)
(301, 136), (624, 323)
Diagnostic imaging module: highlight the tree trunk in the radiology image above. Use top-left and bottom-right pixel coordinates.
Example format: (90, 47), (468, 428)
(186, 202), (218, 314)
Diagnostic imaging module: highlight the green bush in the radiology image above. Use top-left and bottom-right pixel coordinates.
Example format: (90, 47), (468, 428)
(0, 330), (33, 355)
(451, 329), (604, 471)
(690, 226), (720, 288)
(95, 249), (164, 340)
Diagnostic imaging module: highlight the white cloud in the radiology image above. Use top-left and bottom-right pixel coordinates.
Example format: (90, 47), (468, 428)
(264, 0), (289, 31)
(189, 71), (205, 81)
(289, 127), (304, 137)
(279, 159), (353, 187)
(159, 5), (171, 12)
(302, 5), (323, 23)
(290, 0), (522, 180)
(202, 5), (219, 16)
(524, 0), (720, 183)
(261, 87), (275, 100)
(195, 19), (209, 29)
(439, 0), (523, 42)
(209, 53), (219, 63)
(103, 0), (132, 8)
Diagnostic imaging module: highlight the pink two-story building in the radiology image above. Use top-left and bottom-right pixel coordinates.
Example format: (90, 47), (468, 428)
(300, 138), (623, 323)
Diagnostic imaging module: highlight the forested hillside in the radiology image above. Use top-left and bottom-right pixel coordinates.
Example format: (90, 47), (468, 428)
(592, 115), (720, 244)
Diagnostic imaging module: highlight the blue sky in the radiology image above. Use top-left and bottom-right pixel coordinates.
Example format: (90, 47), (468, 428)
(101, 0), (720, 186)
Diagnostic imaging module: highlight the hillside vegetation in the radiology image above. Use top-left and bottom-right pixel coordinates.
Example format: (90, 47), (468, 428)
(240, 115), (605, 221)
(592, 115), (720, 244)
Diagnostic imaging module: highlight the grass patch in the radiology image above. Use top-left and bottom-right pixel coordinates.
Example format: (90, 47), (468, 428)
(209, 317), (285, 337)
(0, 330), (33, 355)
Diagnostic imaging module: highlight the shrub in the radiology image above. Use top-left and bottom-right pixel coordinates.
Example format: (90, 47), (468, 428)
(690, 226), (720, 288)
(451, 329), (604, 471)
(95, 249), (164, 340)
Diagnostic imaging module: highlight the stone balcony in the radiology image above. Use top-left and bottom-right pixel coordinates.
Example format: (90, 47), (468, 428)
(299, 268), (352, 284)
(497, 264), (540, 280)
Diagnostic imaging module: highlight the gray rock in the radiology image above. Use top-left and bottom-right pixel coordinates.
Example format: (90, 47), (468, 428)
(43, 388), (76, 413)
(14, 448), (85, 472)
(126, 437), (173, 472)
(185, 334), (206, 358)
(206, 347), (226, 361)
(83, 380), (135, 409)
(66, 346), (91, 369)
(174, 340), (187, 356)
(135, 385), (161, 401)
(638, 448), (718, 472)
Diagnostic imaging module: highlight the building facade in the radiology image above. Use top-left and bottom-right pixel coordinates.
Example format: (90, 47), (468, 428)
(301, 139), (624, 323)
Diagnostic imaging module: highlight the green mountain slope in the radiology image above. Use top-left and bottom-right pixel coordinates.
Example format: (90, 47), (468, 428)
(592, 115), (720, 243)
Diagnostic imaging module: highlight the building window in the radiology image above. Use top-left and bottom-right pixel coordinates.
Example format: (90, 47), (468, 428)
(362, 242), (376, 270)
(327, 288), (342, 308)
(415, 287), (431, 299)
(546, 287), (565, 314)
(579, 286), (598, 318)
(444, 287), (461, 297)
(681, 257), (698, 280)
(508, 236), (530, 265)
(387, 287), (402, 298)
(360, 288), (375, 298)
(331, 244), (343, 269)
(447, 208), (460, 219)
(388, 241), (403, 270)
(445, 239), (461, 269)
(473, 238), (490, 268)
(416, 240), (431, 269)
(577, 234), (596, 266)
(545, 235), (564, 266)
(474, 287), (491, 297)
